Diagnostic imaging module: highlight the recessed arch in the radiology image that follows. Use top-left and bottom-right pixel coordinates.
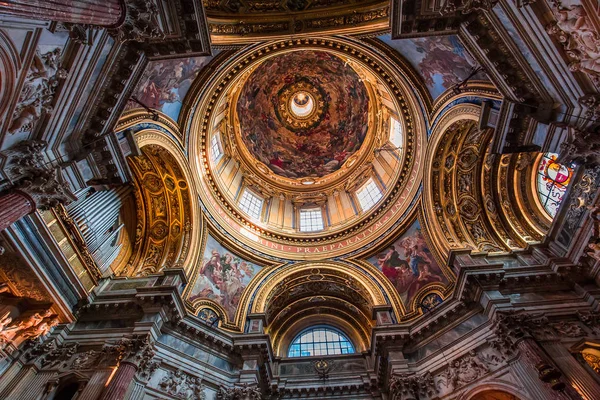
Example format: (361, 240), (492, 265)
(241, 260), (398, 352)
(460, 383), (531, 400)
(109, 116), (202, 279)
(423, 104), (547, 257)
(248, 261), (392, 315)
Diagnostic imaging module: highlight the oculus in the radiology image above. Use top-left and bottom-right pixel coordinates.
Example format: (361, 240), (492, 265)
(237, 50), (369, 179)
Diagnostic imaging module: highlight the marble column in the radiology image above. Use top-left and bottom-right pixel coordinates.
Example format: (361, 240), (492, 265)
(0, 141), (75, 232)
(517, 337), (583, 399)
(0, 0), (124, 26)
(98, 362), (137, 400)
(0, 191), (35, 231)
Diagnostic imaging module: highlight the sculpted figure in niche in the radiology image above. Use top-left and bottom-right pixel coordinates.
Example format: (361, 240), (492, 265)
(0, 309), (53, 344)
(547, 1), (600, 83)
(17, 316), (59, 340)
(8, 48), (67, 134)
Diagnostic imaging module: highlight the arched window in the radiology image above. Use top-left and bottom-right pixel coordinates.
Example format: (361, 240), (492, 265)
(536, 153), (574, 218)
(288, 326), (355, 357)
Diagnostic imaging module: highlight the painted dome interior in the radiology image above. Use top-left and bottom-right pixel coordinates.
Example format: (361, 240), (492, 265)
(237, 50), (369, 179)
(201, 41), (418, 244)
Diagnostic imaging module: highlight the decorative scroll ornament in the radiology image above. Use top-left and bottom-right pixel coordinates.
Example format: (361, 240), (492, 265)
(314, 359), (332, 380)
(389, 372), (437, 400)
(159, 369), (206, 399)
(217, 383), (262, 400)
(8, 49), (67, 135)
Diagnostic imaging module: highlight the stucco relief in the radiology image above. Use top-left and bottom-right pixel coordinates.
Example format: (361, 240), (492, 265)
(546, 0), (600, 88)
(8, 48), (67, 135)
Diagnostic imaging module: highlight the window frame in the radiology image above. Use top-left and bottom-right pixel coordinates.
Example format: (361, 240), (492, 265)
(535, 153), (574, 218)
(356, 178), (383, 212)
(287, 325), (355, 358)
(298, 207), (325, 232)
(238, 188), (264, 221)
(210, 132), (224, 162)
(389, 115), (403, 150)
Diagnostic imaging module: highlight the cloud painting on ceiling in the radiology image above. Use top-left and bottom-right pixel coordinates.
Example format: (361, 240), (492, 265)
(189, 234), (262, 321)
(126, 54), (218, 122)
(367, 219), (448, 307)
(237, 50), (369, 179)
(379, 34), (488, 100)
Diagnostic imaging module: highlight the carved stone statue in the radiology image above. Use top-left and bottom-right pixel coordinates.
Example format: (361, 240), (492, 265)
(558, 126), (600, 168)
(17, 316), (59, 340)
(159, 369), (206, 399)
(0, 309), (57, 346)
(546, 1), (600, 87)
(109, 0), (165, 42)
(217, 383), (262, 400)
(8, 48), (67, 135)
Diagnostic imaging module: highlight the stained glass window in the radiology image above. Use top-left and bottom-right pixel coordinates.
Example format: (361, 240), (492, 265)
(299, 208), (324, 232)
(288, 326), (355, 357)
(356, 178), (383, 211)
(536, 153), (574, 218)
(239, 189), (263, 221)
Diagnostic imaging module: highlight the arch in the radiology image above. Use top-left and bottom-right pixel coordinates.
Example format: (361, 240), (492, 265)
(0, 28), (20, 123)
(125, 144), (194, 277)
(423, 104), (546, 257)
(241, 260), (396, 352)
(111, 116), (202, 279)
(460, 383), (531, 400)
(248, 261), (390, 315)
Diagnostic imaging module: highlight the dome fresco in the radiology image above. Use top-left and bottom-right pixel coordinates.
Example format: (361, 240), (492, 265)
(236, 50), (369, 179)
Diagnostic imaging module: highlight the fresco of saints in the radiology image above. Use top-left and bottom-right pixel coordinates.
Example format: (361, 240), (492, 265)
(370, 221), (447, 305)
(190, 236), (262, 320)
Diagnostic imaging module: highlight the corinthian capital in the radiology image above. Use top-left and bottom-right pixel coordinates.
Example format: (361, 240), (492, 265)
(105, 334), (156, 370)
(0, 140), (47, 181)
(109, 0), (165, 43)
(18, 169), (76, 211)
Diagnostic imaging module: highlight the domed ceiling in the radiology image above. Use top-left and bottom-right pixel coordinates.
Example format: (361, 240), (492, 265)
(237, 50), (369, 179)
(187, 37), (426, 260)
